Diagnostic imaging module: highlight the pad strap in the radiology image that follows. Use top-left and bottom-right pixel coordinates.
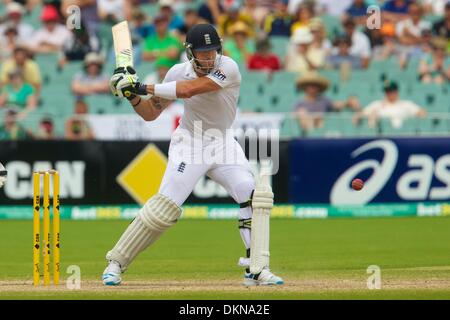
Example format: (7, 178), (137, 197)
(238, 218), (252, 229)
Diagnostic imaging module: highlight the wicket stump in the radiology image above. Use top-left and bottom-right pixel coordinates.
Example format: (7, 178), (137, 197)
(33, 170), (60, 286)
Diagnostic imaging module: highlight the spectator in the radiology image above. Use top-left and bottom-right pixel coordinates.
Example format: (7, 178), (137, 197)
(218, 0), (255, 38)
(313, 0), (354, 16)
(223, 21), (255, 65)
(142, 15), (183, 69)
(289, 0), (353, 16)
(422, 0), (447, 16)
(0, 69), (37, 120)
(144, 61), (170, 85)
(97, 0), (130, 24)
(247, 37), (281, 71)
(0, 25), (19, 62)
(198, 0), (224, 25)
(58, 25), (100, 69)
(371, 22), (399, 61)
(29, 5), (72, 54)
(310, 18), (332, 55)
(241, 0), (270, 29)
(0, 108), (31, 140)
(382, 0), (412, 24)
(345, 0), (369, 25)
(396, 3), (431, 46)
(130, 9), (153, 40)
(327, 36), (361, 70)
(71, 52), (109, 98)
(37, 117), (55, 140)
(355, 80), (426, 129)
(176, 9), (202, 40)
(0, 46), (42, 93)
(0, 2), (34, 44)
(61, 0), (101, 37)
(65, 99), (94, 140)
(432, 2), (450, 38)
(418, 38), (450, 85)
(159, 0), (185, 31)
(263, 0), (294, 37)
(294, 72), (359, 132)
(285, 28), (325, 74)
(342, 17), (371, 69)
(291, 2), (315, 35)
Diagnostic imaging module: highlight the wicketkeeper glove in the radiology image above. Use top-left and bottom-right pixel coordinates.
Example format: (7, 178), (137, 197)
(110, 66), (147, 100)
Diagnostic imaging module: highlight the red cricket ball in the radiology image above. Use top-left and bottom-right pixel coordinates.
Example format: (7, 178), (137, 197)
(351, 178), (364, 191)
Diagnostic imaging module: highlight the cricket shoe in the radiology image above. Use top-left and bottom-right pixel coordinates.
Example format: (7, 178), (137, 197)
(102, 260), (122, 286)
(243, 268), (284, 286)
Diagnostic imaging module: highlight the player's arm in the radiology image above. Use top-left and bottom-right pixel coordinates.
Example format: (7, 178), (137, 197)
(143, 77), (221, 99)
(128, 95), (173, 121)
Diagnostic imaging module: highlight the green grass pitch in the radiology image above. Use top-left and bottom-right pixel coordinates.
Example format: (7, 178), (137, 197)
(1, 216), (450, 299)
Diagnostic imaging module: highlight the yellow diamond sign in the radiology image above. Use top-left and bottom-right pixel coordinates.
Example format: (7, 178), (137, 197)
(117, 144), (168, 205)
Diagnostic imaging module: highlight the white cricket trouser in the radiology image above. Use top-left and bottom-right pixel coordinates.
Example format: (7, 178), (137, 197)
(158, 129), (254, 249)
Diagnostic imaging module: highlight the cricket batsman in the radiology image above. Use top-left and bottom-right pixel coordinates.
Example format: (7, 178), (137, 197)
(103, 24), (283, 286)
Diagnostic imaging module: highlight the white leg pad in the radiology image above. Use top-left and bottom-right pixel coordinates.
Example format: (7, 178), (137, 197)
(106, 194), (181, 271)
(250, 175), (273, 275)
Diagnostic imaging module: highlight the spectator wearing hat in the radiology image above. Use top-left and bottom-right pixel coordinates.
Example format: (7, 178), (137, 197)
(382, 0), (412, 24)
(223, 21), (255, 65)
(341, 17), (371, 69)
(418, 38), (450, 85)
(432, 2), (450, 39)
(327, 36), (361, 70)
(0, 2), (34, 44)
(29, 5), (72, 54)
(263, 0), (294, 37)
(0, 69), (37, 121)
(285, 28), (325, 74)
(72, 52), (109, 97)
(142, 15), (183, 69)
(0, 46), (42, 94)
(294, 72), (360, 132)
(65, 99), (94, 140)
(355, 81), (426, 129)
(0, 108), (31, 140)
(247, 38), (281, 71)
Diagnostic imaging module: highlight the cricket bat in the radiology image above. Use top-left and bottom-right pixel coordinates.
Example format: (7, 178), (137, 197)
(112, 21), (134, 68)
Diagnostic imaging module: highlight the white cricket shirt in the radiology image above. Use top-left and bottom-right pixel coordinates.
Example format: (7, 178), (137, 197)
(162, 55), (241, 135)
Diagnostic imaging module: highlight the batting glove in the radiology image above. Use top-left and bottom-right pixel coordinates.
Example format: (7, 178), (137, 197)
(110, 66), (146, 100)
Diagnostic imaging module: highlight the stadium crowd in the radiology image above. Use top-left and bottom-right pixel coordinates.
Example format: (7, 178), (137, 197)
(0, 0), (448, 139)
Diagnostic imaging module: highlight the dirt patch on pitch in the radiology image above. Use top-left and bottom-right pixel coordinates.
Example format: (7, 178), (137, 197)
(1, 278), (450, 293)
